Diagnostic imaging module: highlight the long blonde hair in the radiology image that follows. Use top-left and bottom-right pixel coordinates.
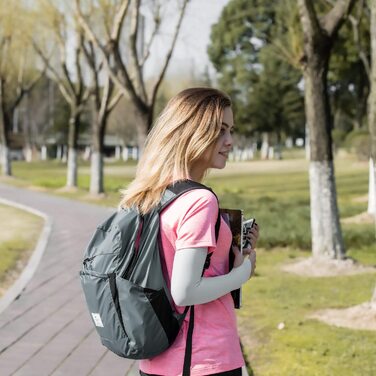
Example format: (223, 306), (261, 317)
(119, 87), (231, 214)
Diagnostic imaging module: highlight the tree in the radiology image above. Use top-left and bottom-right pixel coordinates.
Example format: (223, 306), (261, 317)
(297, 0), (356, 259)
(368, 0), (376, 301)
(208, 0), (305, 151)
(34, 0), (91, 189)
(82, 36), (123, 195)
(0, 1), (43, 176)
(75, 0), (189, 151)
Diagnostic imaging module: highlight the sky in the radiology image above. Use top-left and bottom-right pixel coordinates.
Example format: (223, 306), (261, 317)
(143, 0), (229, 80)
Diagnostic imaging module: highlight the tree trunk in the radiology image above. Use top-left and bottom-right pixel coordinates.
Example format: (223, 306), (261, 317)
(1, 144), (11, 176)
(90, 151), (103, 195)
(135, 106), (150, 156)
(260, 132), (269, 160)
(66, 112), (80, 188)
(0, 106), (12, 177)
(67, 147), (78, 188)
(368, 158), (375, 214)
(89, 115), (106, 195)
(369, 0), (376, 234)
(303, 58), (345, 259)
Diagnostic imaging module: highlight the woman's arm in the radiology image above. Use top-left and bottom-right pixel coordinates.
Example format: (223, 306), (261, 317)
(170, 247), (252, 306)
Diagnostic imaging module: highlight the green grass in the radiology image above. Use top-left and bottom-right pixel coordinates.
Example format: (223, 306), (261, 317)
(1, 153), (375, 375)
(0, 204), (44, 293)
(238, 248), (376, 376)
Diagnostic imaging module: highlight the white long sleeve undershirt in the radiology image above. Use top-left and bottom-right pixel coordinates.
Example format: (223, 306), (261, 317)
(170, 247), (252, 306)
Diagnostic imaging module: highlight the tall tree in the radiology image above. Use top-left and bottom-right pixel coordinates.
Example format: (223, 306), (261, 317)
(75, 0), (189, 151)
(298, 0), (356, 259)
(368, 0), (376, 240)
(0, 1), (43, 176)
(82, 37), (123, 195)
(34, 0), (91, 189)
(208, 0), (305, 148)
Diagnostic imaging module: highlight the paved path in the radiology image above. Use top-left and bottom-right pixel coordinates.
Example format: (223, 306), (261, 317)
(0, 183), (139, 376)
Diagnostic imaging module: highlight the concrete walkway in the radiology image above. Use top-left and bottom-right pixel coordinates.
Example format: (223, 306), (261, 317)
(0, 183), (139, 376)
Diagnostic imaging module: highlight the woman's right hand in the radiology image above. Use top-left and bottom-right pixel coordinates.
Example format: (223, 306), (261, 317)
(232, 244), (256, 278)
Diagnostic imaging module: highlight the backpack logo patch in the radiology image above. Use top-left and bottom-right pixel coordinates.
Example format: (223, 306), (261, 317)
(91, 313), (104, 327)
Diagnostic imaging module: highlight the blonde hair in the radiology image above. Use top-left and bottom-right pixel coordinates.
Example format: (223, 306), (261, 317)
(119, 87), (231, 214)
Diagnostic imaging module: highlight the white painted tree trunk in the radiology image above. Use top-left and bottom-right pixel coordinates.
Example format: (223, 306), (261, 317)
(83, 146), (91, 161)
(24, 146), (33, 162)
(66, 148), (78, 188)
(1, 145), (11, 176)
(309, 161), (345, 259)
(268, 146), (274, 160)
(131, 146), (139, 160)
(122, 147), (129, 161)
(90, 151), (104, 195)
(41, 145), (47, 161)
(62, 146), (68, 163)
(261, 133), (269, 160)
(367, 158), (376, 214)
(115, 146), (121, 160)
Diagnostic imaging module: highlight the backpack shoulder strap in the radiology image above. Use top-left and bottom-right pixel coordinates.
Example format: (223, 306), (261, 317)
(159, 179), (221, 241)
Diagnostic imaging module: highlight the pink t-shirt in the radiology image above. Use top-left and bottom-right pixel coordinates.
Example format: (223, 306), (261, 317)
(139, 189), (245, 376)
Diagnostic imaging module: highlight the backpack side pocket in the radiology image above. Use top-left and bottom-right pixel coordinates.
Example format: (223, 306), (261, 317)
(79, 270), (127, 353)
(116, 276), (181, 359)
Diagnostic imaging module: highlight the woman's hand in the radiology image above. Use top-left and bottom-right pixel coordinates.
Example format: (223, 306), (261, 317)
(244, 222), (259, 250)
(232, 222), (260, 277)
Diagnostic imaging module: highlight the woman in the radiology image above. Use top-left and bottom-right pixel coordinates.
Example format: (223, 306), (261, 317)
(120, 88), (259, 376)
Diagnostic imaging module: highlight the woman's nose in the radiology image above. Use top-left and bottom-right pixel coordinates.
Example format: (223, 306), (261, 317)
(225, 132), (233, 146)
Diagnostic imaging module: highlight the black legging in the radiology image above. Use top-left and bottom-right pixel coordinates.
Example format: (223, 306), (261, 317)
(140, 367), (242, 376)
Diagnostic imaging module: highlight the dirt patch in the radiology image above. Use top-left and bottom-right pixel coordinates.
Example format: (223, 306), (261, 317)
(55, 186), (79, 193)
(352, 194), (368, 203)
(308, 302), (376, 331)
(282, 257), (376, 277)
(28, 185), (49, 192)
(342, 211), (375, 225)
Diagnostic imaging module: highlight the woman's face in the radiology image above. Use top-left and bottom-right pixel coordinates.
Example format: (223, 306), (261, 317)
(209, 106), (234, 169)
(190, 106), (234, 181)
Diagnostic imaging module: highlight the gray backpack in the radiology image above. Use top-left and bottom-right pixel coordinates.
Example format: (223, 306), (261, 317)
(79, 180), (220, 374)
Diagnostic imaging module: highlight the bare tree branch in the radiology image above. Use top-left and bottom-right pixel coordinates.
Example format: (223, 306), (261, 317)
(140, 4), (161, 67)
(129, 0), (147, 102)
(110, 0), (131, 42)
(150, 0), (189, 113)
(75, 0), (141, 108)
(75, 31), (85, 100)
(82, 39), (101, 107)
(56, 33), (77, 99)
(322, 0), (357, 37)
(107, 88), (123, 113)
(11, 67), (45, 113)
(98, 76), (114, 123)
(297, 0), (323, 41)
(32, 41), (74, 106)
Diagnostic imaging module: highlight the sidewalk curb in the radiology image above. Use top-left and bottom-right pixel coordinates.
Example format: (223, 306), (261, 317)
(0, 198), (53, 315)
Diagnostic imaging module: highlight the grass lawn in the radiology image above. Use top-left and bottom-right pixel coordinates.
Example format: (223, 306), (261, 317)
(0, 204), (44, 296)
(0, 151), (375, 375)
